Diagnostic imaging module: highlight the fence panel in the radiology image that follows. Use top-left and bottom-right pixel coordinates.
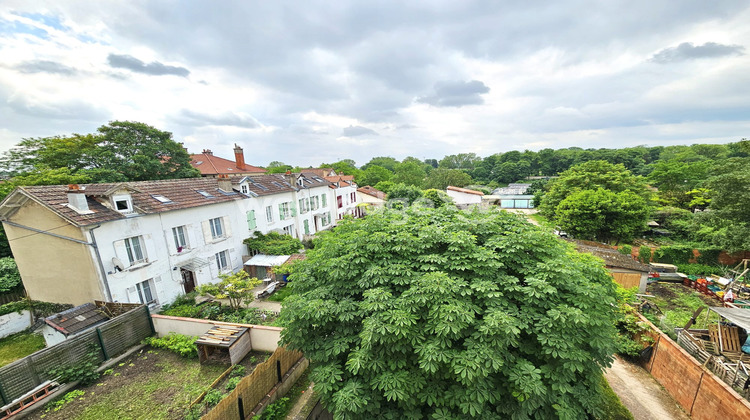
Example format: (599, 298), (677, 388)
(204, 347), (303, 420)
(0, 305), (152, 405)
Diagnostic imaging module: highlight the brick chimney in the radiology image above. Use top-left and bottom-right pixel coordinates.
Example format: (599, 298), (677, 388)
(217, 174), (232, 192)
(233, 144), (245, 169)
(67, 184), (89, 212)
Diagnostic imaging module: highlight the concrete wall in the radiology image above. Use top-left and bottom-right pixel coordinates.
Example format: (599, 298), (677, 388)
(4, 200), (104, 305)
(151, 314), (282, 351)
(0, 310), (31, 339)
(639, 314), (750, 419)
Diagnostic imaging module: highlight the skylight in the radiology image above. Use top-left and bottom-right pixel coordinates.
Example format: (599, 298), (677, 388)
(152, 194), (173, 204)
(270, 181), (284, 188)
(197, 190), (214, 198)
(251, 181), (268, 191)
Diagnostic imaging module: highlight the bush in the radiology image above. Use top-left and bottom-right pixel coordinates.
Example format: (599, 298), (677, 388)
(226, 376), (242, 391)
(696, 247), (723, 266)
(0, 258), (21, 292)
(47, 350), (100, 386)
(244, 231), (303, 255)
(676, 264), (723, 277)
(638, 246), (651, 263)
(618, 245), (632, 256)
(257, 397), (290, 420)
(203, 388), (225, 406)
(143, 333), (197, 358)
(653, 245), (694, 265)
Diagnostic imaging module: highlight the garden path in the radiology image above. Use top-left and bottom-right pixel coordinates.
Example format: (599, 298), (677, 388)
(605, 356), (690, 420)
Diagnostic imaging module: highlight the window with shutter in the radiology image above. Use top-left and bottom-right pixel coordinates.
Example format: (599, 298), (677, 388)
(279, 203), (285, 220)
(322, 194), (327, 207)
(247, 210), (256, 230)
(304, 219), (310, 235)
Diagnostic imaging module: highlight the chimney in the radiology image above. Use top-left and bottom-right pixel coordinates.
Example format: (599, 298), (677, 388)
(67, 184), (89, 212)
(233, 144), (245, 169)
(217, 174), (232, 192)
(202, 149), (213, 155)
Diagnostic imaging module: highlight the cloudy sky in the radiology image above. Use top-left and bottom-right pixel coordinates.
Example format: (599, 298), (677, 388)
(1, 1), (749, 167)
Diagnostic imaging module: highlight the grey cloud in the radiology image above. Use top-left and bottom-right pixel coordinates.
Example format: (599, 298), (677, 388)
(7, 95), (108, 121)
(651, 42), (745, 63)
(14, 60), (77, 75)
(342, 125), (378, 137)
(107, 53), (190, 77)
(417, 80), (490, 107)
(174, 109), (261, 128)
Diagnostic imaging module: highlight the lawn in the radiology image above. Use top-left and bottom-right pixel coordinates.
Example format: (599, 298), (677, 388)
(0, 331), (45, 367)
(265, 285), (293, 303)
(30, 347), (228, 420)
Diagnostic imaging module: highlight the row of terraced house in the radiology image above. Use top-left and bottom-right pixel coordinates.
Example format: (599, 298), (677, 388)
(0, 146), (365, 308)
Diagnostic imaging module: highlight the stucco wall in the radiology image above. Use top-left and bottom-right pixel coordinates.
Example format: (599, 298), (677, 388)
(0, 310), (32, 339)
(151, 314), (282, 351)
(4, 199), (104, 305)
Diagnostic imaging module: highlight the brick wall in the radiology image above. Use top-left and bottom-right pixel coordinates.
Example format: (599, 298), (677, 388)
(637, 314), (750, 419)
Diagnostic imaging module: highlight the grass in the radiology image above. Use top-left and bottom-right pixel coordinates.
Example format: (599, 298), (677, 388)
(596, 374), (634, 420)
(0, 331), (45, 367)
(643, 282), (720, 338)
(34, 348), (226, 420)
(266, 286), (293, 303)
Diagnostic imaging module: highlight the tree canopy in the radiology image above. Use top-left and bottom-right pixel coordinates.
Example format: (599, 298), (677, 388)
(280, 207), (619, 419)
(424, 168), (473, 190)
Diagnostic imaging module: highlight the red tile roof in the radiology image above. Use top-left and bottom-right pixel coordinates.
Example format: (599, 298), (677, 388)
(190, 151), (266, 176)
(446, 186), (484, 196)
(357, 186), (386, 200)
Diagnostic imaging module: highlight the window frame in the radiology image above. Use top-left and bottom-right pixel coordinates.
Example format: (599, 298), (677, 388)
(172, 226), (188, 252)
(209, 217), (224, 239)
(266, 205), (274, 223)
(124, 236), (146, 265)
(216, 250), (229, 272)
(136, 279), (155, 304)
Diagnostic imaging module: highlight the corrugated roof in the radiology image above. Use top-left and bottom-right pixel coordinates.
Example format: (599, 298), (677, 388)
(45, 303), (110, 336)
(244, 254), (291, 267)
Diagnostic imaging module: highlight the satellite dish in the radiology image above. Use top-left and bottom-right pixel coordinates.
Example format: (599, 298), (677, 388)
(112, 257), (126, 272)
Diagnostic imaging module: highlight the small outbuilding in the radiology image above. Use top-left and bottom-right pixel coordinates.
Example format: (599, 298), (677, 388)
(446, 186), (484, 207)
(43, 303), (110, 347)
(195, 325), (252, 365)
(571, 240), (650, 293)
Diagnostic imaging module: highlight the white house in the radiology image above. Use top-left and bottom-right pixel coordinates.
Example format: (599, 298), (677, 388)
(325, 175), (362, 220)
(446, 186), (484, 207)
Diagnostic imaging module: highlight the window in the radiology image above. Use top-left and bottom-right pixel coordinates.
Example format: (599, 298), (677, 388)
(113, 195), (133, 214)
(209, 217), (224, 239)
(322, 213), (330, 226)
(337, 196), (343, 209)
(152, 194), (172, 204)
(321, 194), (327, 207)
(172, 226), (188, 252)
(247, 210), (256, 230)
(266, 206), (274, 223)
(311, 196), (319, 210)
(124, 236), (146, 264)
(279, 202), (291, 220)
(241, 184), (249, 194)
(303, 219), (310, 235)
(282, 225), (295, 236)
(136, 280), (155, 304)
(351, 192), (356, 202)
(215, 250), (229, 272)
(299, 198), (308, 214)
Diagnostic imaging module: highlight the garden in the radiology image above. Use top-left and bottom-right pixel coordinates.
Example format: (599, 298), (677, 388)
(159, 292), (280, 326)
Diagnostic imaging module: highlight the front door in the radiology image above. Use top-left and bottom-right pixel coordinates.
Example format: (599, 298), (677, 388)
(181, 268), (196, 294)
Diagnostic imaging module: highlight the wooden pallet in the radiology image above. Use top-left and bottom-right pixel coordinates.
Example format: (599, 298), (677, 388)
(709, 324), (742, 353)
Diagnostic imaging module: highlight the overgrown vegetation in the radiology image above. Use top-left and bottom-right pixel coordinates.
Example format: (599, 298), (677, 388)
(0, 257), (21, 292)
(0, 299), (72, 317)
(196, 271), (261, 310)
(160, 294), (279, 325)
(47, 349), (100, 386)
(244, 231), (303, 255)
(44, 389), (86, 413)
(253, 397), (290, 420)
(142, 333), (198, 358)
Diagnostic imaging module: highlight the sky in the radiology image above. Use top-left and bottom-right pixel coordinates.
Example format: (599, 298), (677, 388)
(1, 1), (749, 167)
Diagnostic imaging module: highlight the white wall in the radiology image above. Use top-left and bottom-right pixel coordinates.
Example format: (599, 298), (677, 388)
(334, 184), (359, 220)
(42, 324), (67, 346)
(0, 310), (32, 339)
(151, 314), (282, 351)
(446, 190), (482, 205)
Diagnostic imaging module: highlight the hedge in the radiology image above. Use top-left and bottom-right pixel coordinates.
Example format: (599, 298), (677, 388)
(653, 245), (694, 265)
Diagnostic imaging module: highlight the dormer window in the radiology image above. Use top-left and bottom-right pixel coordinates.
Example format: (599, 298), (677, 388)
(112, 194), (133, 214)
(240, 184), (249, 194)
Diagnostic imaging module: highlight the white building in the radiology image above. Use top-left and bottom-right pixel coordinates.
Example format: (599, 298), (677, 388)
(446, 186), (484, 207)
(0, 174), (336, 307)
(325, 175), (362, 220)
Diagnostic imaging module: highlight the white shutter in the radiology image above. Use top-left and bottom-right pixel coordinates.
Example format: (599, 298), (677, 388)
(126, 286), (137, 303)
(143, 234), (157, 262)
(229, 248), (238, 269)
(222, 216), (232, 238)
(202, 220), (212, 244)
(153, 276), (166, 303)
(113, 240), (128, 263)
(208, 254), (218, 278)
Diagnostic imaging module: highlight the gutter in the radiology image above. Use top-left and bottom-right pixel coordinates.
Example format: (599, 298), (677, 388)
(1, 220), (93, 245)
(88, 225), (113, 302)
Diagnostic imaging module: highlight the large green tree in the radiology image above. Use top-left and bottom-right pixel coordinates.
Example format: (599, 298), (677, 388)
(359, 165), (393, 187)
(424, 168), (473, 190)
(392, 161), (426, 187)
(538, 160), (650, 219)
(555, 188), (650, 243)
(280, 207), (619, 419)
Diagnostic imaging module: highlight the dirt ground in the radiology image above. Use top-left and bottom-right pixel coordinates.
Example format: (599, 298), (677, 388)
(605, 356), (691, 420)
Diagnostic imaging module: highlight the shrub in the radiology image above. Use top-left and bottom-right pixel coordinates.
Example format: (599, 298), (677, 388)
(676, 264), (723, 277)
(226, 376), (242, 391)
(143, 333), (197, 358)
(618, 245), (632, 256)
(203, 388), (225, 407)
(258, 397), (290, 420)
(696, 247), (723, 266)
(638, 246), (651, 263)
(653, 245), (694, 265)
(0, 257), (21, 292)
(47, 350), (100, 386)
(244, 231), (303, 255)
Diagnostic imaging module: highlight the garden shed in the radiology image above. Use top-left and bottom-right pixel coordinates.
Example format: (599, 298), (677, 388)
(571, 240), (650, 292)
(42, 302), (110, 346)
(243, 254), (291, 282)
(195, 325), (251, 365)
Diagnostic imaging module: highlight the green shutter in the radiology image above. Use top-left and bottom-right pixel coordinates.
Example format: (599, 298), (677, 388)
(322, 194), (327, 207)
(304, 219), (310, 235)
(291, 202), (297, 217)
(278, 203), (285, 220)
(247, 210), (256, 230)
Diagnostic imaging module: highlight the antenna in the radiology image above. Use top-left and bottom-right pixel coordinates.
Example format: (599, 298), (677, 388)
(112, 257), (126, 272)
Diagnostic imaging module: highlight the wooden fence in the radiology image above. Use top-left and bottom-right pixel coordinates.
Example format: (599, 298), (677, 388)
(203, 346), (304, 420)
(0, 305), (153, 405)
